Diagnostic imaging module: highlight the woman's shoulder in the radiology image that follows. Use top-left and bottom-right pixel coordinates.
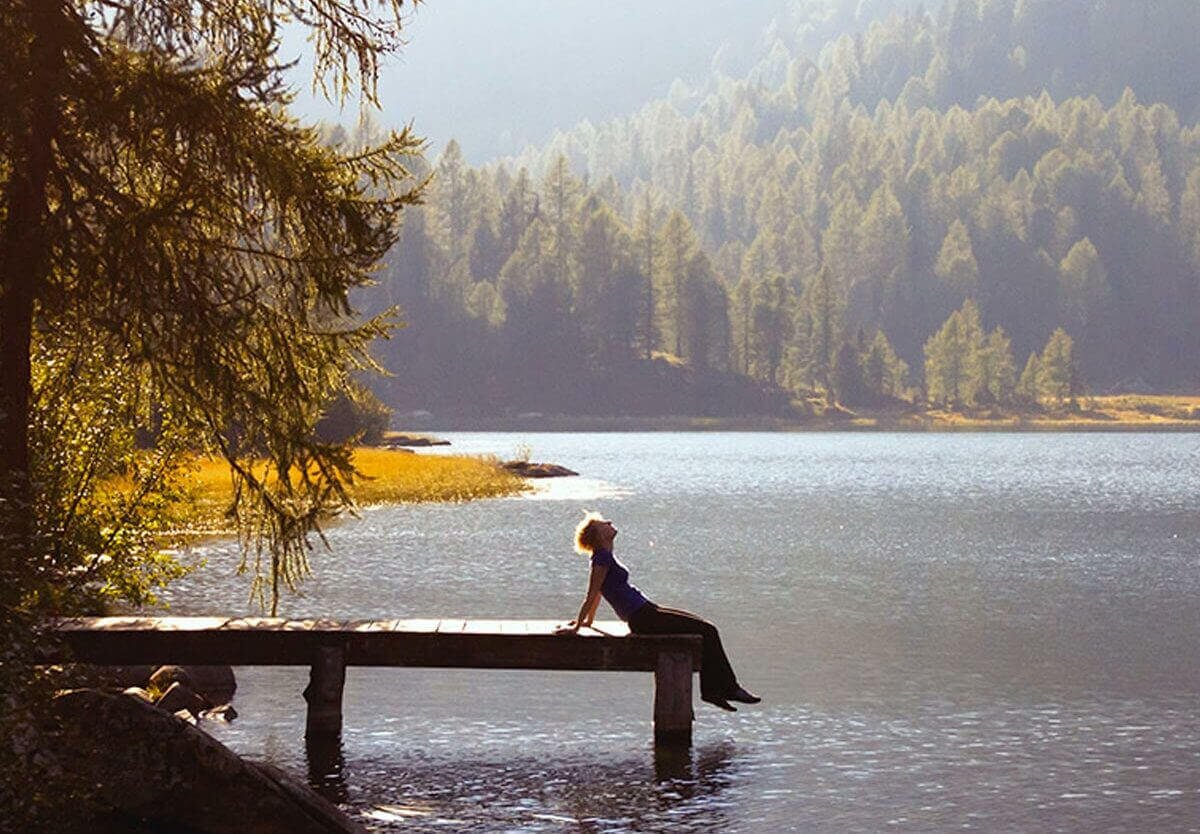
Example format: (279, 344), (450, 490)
(590, 547), (616, 567)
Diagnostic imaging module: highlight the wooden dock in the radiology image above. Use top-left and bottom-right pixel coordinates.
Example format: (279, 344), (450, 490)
(51, 617), (703, 746)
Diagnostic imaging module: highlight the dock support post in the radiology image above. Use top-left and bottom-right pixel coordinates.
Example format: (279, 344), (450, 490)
(303, 644), (346, 738)
(653, 651), (693, 747)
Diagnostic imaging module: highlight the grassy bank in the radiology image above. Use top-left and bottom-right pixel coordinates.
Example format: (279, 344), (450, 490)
(171, 449), (528, 532)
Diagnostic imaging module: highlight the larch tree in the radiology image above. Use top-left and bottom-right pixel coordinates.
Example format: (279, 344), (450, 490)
(1, 0), (426, 823)
(935, 219), (981, 299)
(1039, 327), (1077, 405)
(656, 209), (700, 358)
(800, 265), (842, 399)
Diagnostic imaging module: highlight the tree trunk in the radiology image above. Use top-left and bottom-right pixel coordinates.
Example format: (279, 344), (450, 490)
(0, 2), (61, 550)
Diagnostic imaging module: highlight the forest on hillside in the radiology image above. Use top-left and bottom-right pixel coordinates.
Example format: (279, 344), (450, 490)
(357, 0), (1200, 418)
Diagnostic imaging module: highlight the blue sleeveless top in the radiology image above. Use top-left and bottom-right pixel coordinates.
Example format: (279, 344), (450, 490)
(590, 548), (650, 621)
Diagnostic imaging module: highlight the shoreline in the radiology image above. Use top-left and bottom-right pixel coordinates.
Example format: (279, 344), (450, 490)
(410, 415), (1200, 433)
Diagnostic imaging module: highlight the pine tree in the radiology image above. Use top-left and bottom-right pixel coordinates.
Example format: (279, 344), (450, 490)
(935, 219), (980, 298)
(656, 210), (701, 358)
(801, 266), (842, 399)
(751, 274), (795, 385)
(1058, 238), (1109, 331)
(978, 327), (1017, 405)
(833, 340), (868, 406)
(1016, 351), (1042, 406)
(1, 0), (423, 823)
(1039, 327), (1077, 405)
(633, 190), (660, 358)
(861, 330), (909, 401)
(924, 299), (985, 407)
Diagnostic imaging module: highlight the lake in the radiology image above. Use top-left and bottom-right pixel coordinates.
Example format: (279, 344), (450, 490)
(163, 432), (1200, 832)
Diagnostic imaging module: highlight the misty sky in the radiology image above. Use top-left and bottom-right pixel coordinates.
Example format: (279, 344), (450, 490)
(285, 0), (787, 163)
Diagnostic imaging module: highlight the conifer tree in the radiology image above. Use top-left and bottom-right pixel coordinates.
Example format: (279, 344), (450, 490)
(656, 210), (701, 358)
(1058, 238), (1109, 331)
(980, 327), (1018, 405)
(833, 340), (868, 407)
(1, 0), (424, 824)
(1016, 351), (1043, 406)
(801, 266), (842, 399)
(633, 190), (660, 358)
(751, 274), (795, 385)
(1039, 327), (1077, 405)
(935, 219), (981, 298)
(924, 298), (985, 407)
(861, 330), (910, 401)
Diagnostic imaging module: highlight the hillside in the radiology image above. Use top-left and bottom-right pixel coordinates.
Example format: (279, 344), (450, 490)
(359, 0), (1200, 419)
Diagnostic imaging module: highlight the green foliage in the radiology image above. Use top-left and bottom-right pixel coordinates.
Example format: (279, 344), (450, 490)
(935, 220), (980, 299)
(1016, 351), (1043, 406)
(1, 1), (421, 823)
(362, 2), (1200, 413)
(978, 328), (1018, 406)
(832, 340), (868, 407)
(861, 330), (910, 401)
(315, 382), (393, 447)
(1039, 327), (1078, 404)
(924, 299), (984, 407)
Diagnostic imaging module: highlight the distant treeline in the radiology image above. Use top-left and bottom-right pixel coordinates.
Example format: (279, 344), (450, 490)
(357, 0), (1200, 416)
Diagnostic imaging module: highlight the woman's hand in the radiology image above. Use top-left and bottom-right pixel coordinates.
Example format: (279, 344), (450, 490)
(554, 620), (580, 635)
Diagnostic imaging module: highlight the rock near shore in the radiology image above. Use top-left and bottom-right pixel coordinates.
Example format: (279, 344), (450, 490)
(501, 460), (578, 478)
(47, 689), (363, 834)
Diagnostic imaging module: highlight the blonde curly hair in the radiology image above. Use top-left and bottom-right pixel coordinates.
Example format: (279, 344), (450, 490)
(573, 511), (608, 555)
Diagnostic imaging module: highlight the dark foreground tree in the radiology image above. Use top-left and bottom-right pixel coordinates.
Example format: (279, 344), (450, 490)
(0, 1), (423, 825)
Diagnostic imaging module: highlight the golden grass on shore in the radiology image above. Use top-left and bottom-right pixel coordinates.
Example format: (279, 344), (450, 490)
(169, 449), (528, 532)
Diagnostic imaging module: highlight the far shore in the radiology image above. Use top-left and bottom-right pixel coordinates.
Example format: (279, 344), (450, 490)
(403, 395), (1200, 433)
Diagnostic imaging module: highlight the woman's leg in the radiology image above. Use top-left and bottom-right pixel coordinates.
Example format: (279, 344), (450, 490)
(629, 604), (738, 700)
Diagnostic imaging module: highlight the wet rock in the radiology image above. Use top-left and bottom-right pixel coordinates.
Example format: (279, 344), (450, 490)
(501, 461), (579, 478)
(173, 709), (198, 726)
(182, 665), (237, 704)
(148, 665), (192, 692)
(201, 704), (238, 723)
(382, 433), (450, 447)
(149, 664), (236, 705)
(96, 665), (156, 689)
(154, 681), (209, 719)
(47, 689), (364, 833)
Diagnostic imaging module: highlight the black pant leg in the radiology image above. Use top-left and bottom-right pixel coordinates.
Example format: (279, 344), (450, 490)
(629, 604), (738, 699)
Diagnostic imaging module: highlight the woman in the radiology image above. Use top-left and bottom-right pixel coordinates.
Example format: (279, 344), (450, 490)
(556, 512), (760, 712)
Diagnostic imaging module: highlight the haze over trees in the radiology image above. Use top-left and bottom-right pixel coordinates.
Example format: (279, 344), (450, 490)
(359, 0), (1200, 417)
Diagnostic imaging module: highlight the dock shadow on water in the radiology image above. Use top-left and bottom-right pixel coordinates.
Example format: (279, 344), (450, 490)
(305, 731), (349, 805)
(313, 742), (740, 833)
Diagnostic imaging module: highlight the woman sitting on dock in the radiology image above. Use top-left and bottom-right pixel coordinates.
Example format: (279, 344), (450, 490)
(557, 512), (760, 712)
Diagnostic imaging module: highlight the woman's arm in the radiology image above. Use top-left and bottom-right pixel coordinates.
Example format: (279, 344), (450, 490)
(558, 563), (607, 633)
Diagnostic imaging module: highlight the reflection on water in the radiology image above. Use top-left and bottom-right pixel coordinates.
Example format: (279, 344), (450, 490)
(336, 743), (739, 833)
(305, 731), (348, 805)
(170, 433), (1200, 831)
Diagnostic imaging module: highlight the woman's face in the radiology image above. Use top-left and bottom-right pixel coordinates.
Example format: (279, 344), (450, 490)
(595, 519), (617, 546)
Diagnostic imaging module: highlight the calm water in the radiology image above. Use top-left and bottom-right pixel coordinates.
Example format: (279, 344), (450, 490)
(164, 432), (1200, 832)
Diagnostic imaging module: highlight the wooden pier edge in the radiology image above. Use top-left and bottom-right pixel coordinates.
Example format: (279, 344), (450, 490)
(302, 644), (346, 738)
(51, 617), (702, 747)
(653, 650), (695, 746)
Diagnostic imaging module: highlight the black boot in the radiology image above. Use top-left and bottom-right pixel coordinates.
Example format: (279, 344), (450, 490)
(727, 686), (761, 704)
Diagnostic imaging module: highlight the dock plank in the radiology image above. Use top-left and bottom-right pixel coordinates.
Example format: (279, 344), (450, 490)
(48, 616), (699, 672)
(462, 620), (507, 634)
(391, 619), (439, 633)
(222, 617), (287, 630)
